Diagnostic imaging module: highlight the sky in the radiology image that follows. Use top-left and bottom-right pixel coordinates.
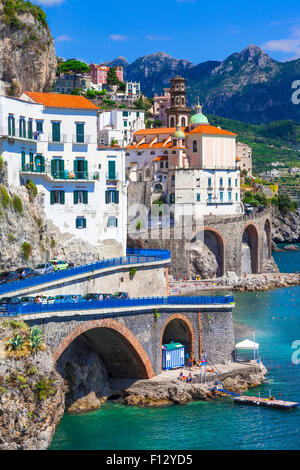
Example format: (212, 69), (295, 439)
(35, 0), (300, 65)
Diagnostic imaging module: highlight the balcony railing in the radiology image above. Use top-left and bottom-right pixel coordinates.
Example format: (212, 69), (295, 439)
(0, 127), (36, 141)
(106, 172), (119, 181)
(20, 162), (99, 181)
(48, 134), (67, 144)
(72, 135), (91, 145)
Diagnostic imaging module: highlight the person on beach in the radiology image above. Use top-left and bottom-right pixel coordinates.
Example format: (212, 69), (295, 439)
(178, 370), (183, 381)
(187, 373), (193, 383)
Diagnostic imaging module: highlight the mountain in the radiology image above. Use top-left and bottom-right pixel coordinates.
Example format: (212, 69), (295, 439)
(108, 45), (300, 123)
(0, 0), (56, 96)
(123, 51), (194, 94)
(105, 56), (129, 68)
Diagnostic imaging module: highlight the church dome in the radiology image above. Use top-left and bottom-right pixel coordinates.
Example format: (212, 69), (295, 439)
(173, 128), (185, 139)
(190, 100), (209, 124)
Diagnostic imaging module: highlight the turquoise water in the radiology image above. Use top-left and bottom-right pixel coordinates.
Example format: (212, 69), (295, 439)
(50, 249), (300, 450)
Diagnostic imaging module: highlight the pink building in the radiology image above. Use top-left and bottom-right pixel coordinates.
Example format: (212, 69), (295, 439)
(89, 64), (124, 85)
(152, 88), (171, 126)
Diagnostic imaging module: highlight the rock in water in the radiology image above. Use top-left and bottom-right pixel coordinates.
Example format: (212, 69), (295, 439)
(0, 1), (56, 95)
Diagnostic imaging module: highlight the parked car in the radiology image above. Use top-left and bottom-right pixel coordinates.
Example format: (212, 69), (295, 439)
(50, 260), (69, 271)
(16, 267), (38, 280)
(54, 295), (68, 303)
(33, 295), (48, 304)
(102, 293), (113, 300)
(244, 204), (254, 215)
(257, 206), (264, 213)
(0, 271), (19, 284)
(112, 292), (129, 299)
(0, 271), (12, 283)
(83, 293), (102, 301)
(0, 296), (21, 305)
(47, 296), (56, 304)
(34, 263), (54, 275)
(20, 296), (36, 304)
(70, 294), (83, 302)
(67, 262), (75, 269)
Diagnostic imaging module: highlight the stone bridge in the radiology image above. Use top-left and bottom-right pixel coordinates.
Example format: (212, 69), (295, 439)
(20, 296), (235, 379)
(130, 211), (272, 278)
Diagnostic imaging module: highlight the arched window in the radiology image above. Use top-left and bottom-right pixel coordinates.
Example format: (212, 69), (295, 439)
(150, 151), (155, 155)
(193, 140), (197, 153)
(181, 117), (186, 127)
(170, 117), (175, 127)
(171, 97), (174, 106)
(176, 96), (180, 105)
(181, 96), (185, 105)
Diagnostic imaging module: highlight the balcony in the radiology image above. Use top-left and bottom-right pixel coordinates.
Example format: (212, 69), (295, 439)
(20, 162), (99, 182)
(106, 172), (119, 181)
(72, 135), (91, 145)
(1, 127), (36, 142)
(48, 134), (67, 144)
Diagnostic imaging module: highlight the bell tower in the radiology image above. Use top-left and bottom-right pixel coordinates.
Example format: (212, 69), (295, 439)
(166, 75), (191, 128)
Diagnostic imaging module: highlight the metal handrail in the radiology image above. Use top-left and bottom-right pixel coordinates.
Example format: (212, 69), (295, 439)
(0, 249), (171, 296)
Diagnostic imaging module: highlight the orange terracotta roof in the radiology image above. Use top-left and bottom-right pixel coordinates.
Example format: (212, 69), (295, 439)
(135, 127), (178, 135)
(24, 92), (99, 110)
(189, 124), (236, 136)
(153, 156), (168, 162)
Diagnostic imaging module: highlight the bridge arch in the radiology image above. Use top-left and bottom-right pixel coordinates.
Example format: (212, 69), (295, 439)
(241, 222), (259, 274)
(264, 217), (272, 260)
(189, 227), (225, 278)
(160, 314), (195, 363)
(53, 319), (155, 379)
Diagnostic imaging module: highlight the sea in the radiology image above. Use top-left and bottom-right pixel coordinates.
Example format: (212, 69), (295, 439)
(50, 246), (300, 450)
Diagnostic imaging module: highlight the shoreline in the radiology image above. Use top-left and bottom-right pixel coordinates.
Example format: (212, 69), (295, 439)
(169, 272), (300, 294)
(108, 361), (267, 407)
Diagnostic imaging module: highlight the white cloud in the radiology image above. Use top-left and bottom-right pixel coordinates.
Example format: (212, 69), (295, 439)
(145, 35), (172, 41)
(109, 34), (129, 42)
(35, 0), (65, 5)
(56, 35), (74, 43)
(263, 37), (300, 59)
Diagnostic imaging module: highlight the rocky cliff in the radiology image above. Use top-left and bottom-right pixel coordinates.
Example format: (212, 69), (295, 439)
(272, 208), (300, 243)
(0, 319), (65, 449)
(0, 0), (56, 96)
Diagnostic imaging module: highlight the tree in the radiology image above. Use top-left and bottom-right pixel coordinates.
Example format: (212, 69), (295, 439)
(118, 81), (126, 92)
(57, 59), (90, 89)
(106, 67), (120, 86)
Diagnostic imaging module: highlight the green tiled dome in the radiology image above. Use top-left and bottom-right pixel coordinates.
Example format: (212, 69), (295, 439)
(191, 101), (209, 124)
(173, 128), (185, 138)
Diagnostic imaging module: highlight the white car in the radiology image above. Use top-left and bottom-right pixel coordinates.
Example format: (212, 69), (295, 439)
(34, 263), (54, 275)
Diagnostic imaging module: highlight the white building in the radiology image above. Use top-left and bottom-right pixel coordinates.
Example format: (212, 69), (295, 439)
(98, 108), (145, 147)
(126, 106), (242, 216)
(0, 93), (127, 256)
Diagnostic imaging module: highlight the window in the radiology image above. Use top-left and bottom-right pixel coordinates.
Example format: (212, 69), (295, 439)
(192, 140), (197, 153)
(169, 193), (175, 203)
(19, 118), (26, 138)
(105, 190), (119, 204)
(28, 120), (33, 139)
(220, 191), (223, 202)
(76, 123), (84, 143)
(136, 112), (139, 117)
(122, 111), (129, 117)
(21, 151), (26, 170)
(51, 158), (64, 179)
(36, 121), (43, 133)
(196, 193), (201, 202)
(228, 191), (232, 201)
(123, 120), (128, 127)
(236, 193), (238, 201)
(196, 178), (200, 187)
(228, 177), (232, 187)
(74, 159), (88, 179)
(208, 177), (212, 188)
(52, 122), (61, 142)
(235, 178), (238, 187)
(160, 162), (164, 168)
(220, 178), (223, 187)
(171, 175), (175, 187)
(166, 162), (168, 168)
(50, 190), (65, 205)
(8, 115), (15, 136)
(108, 160), (116, 180)
(208, 193), (212, 203)
(76, 216), (86, 228)
(74, 190), (88, 204)
(107, 216), (118, 227)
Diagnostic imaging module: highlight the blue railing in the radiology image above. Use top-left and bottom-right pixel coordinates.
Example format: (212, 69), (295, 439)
(3, 295), (235, 317)
(0, 249), (171, 296)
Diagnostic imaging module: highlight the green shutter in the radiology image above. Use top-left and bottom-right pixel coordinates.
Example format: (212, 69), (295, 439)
(83, 191), (88, 204)
(60, 191), (65, 204)
(74, 191), (78, 204)
(108, 160), (116, 180)
(74, 159), (78, 176)
(51, 160), (56, 178)
(76, 217), (80, 228)
(115, 218), (118, 227)
(50, 191), (55, 205)
(115, 191), (119, 204)
(83, 217), (86, 228)
(76, 123), (84, 143)
(105, 191), (110, 204)
(28, 120), (33, 139)
(60, 159), (65, 179)
(21, 151), (26, 171)
(52, 122), (60, 142)
(41, 155), (45, 173)
(83, 159), (88, 179)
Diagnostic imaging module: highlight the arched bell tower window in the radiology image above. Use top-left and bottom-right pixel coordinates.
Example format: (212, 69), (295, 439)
(181, 117), (186, 126)
(193, 140), (197, 152)
(170, 117), (175, 127)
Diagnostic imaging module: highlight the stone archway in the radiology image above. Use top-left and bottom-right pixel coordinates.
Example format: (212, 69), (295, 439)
(264, 218), (272, 260)
(241, 223), (259, 274)
(53, 319), (155, 379)
(189, 227), (225, 278)
(160, 314), (195, 364)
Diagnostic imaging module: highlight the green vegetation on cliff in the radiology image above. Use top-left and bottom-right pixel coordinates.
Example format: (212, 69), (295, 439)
(207, 114), (300, 173)
(2, 0), (48, 29)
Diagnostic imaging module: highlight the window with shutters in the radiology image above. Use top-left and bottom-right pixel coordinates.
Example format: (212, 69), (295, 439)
(74, 159), (88, 179)
(76, 123), (84, 143)
(36, 120), (43, 133)
(196, 193), (201, 202)
(76, 216), (86, 229)
(52, 122), (61, 142)
(105, 190), (119, 204)
(19, 118), (26, 138)
(51, 158), (64, 179)
(8, 115), (15, 136)
(21, 151), (26, 171)
(108, 160), (116, 180)
(28, 120), (33, 139)
(169, 193), (175, 204)
(74, 190), (88, 204)
(107, 216), (118, 227)
(50, 190), (65, 204)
